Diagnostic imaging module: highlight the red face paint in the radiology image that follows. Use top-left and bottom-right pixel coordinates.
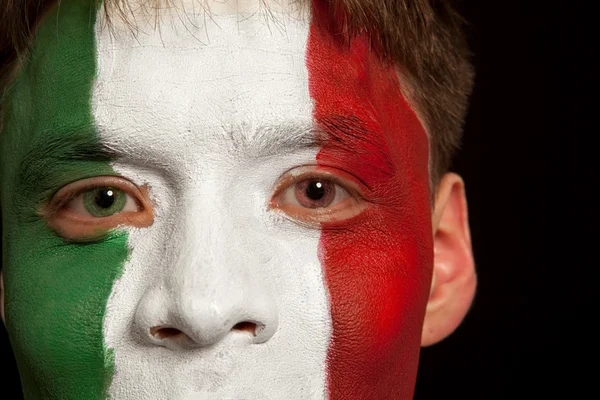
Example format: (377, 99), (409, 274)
(307, 1), (433, 398)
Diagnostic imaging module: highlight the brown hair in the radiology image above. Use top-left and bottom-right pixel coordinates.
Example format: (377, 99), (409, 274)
(0, 0), (474, 187)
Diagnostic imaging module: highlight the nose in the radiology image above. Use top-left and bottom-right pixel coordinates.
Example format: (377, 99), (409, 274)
(135, 270), (279, 350)
(149, 320), (262, 346)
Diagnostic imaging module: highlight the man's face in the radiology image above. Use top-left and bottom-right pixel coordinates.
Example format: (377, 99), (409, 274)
(0, 0), (434, 398)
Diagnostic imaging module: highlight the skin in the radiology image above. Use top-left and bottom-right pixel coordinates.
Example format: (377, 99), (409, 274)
(0, 0), (476, 398)
(0, 1), (124, 398)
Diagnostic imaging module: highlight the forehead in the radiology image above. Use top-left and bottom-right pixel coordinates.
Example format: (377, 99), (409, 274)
(10, 0), (430, 178)
(93, 1), (314, 150)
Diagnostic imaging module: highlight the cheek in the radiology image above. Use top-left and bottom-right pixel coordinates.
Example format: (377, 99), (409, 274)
(2, 225), (128, 396)
(322, 205), (431, 343)
(319, 197), (432, 398)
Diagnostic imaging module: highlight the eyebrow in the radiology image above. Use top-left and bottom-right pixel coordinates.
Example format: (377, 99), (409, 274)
(244, 115), (394, 178)
(19, 114), (395, 190)
(18, 130), (114, 194)
(232, 122), (320, 158)
(316, 114), (396, 178)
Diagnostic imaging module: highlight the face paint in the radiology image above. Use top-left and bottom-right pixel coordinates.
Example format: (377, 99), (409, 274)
(1, 1), (432, 398)
(308, 1), (433, 398)
(92, 1), (332, 398)
(0, 1), (126, 398)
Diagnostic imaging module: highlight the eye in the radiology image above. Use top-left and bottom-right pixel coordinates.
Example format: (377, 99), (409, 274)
(43, 176), (154, 241)
(271, 167), (367, 225)
(69, 187), (138, 217)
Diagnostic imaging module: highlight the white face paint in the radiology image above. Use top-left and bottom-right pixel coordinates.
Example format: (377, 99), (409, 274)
(94, 1), (331, 398)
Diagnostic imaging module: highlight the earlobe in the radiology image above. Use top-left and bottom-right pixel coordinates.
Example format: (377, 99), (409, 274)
(422, 173), (476, 346)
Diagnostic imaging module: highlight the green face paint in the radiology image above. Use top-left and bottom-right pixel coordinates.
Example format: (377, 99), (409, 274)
(0, 1), (127, 398)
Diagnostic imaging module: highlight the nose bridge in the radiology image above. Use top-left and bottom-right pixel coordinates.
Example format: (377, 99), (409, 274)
(170, 203), (248, 297)
(136, 200), (278, 348)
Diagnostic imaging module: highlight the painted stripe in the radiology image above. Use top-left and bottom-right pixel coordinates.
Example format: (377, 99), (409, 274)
(1, 1), (433, 398)
(0, 1), (126, 398)
(307, 1), (433, 398)
(93, 2), (332, 398)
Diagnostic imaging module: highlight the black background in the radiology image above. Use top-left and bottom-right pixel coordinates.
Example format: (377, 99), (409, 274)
(414, 1), (550, 399)
(1, 0), (547, 398)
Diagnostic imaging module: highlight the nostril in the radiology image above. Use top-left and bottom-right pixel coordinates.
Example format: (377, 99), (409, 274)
(150, 326), (184, 339)
(231, 321), (258, 336)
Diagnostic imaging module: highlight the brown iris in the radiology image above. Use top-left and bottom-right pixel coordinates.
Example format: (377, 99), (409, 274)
(294, 179), (336, 208)
(271, 166), (367, 225)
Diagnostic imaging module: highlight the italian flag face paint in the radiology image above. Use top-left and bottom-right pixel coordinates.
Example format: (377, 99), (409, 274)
(1, 1), (432, 399)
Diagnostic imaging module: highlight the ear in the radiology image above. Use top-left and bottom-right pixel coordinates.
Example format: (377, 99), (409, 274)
(421, 173), (476, 346)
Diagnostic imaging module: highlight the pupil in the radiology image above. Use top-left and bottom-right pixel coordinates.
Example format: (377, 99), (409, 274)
(306, 181), (325, 200)
(94, 189), (116, 209)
